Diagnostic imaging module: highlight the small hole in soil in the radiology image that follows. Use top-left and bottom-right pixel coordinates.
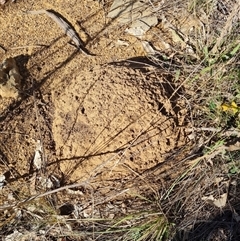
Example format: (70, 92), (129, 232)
(158, 102), (168, 115)
(166, 138), (170, 145)
(59, 203), (74, 215)
(130, 157), (134, 161)
(81, 107), (85, 114)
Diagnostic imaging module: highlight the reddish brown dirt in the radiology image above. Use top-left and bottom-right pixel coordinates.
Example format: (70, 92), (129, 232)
(0, 0), (189, 188)
(0, 4), (196, 239)
(1, 1), (240, 241)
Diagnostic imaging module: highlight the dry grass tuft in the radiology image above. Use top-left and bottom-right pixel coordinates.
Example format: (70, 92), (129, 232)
(0, 0), (240, 240)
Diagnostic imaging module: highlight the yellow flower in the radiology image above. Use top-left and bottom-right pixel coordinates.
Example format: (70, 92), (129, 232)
(221, 101), (239, 114)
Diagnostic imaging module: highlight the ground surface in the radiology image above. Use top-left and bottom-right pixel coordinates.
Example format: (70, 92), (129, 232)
(0, 1), (189, 189)
(0, 0), (239, 240)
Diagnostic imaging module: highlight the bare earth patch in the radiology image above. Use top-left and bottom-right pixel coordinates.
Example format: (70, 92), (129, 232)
(0, 0), (189, 234)
(0, 1), (188, 179)
(0, 0), (239, 240)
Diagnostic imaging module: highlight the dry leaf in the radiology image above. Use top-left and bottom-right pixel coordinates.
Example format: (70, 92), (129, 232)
(202, 193), (228, 208)
(141, 41), (156, 55)
(116, 39), (129, 46)
(33, 139), (42, 169)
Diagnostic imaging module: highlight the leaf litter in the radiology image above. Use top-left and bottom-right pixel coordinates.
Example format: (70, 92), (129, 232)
(0, 2), (240, 240)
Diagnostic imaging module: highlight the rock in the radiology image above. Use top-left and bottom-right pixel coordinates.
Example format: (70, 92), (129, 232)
(0, 57), (22, 99)
(107, 0), (158, 38)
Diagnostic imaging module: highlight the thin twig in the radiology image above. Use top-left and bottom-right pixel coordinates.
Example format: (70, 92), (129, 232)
(0, 131), (29, 136)
(10, 44), (48, 49)
(186, 127), (240, 137)
(0, 45), (7, 53)
(0, 182), (92, 211)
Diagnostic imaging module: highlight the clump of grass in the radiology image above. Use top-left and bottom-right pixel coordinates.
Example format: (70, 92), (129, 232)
(94, 211), (172, 241)
(154, 0), (240, 239)
(0, 1), (239, 241)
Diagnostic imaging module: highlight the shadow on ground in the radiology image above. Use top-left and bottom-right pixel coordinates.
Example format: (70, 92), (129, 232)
(173, 177), (240, 241)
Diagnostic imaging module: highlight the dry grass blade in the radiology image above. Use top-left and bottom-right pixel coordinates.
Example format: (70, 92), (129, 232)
(0, 182), (92, 211)
(211, 2), (240, 54)
(25, 9), (95, 56)
(0, 45), (6, 52)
